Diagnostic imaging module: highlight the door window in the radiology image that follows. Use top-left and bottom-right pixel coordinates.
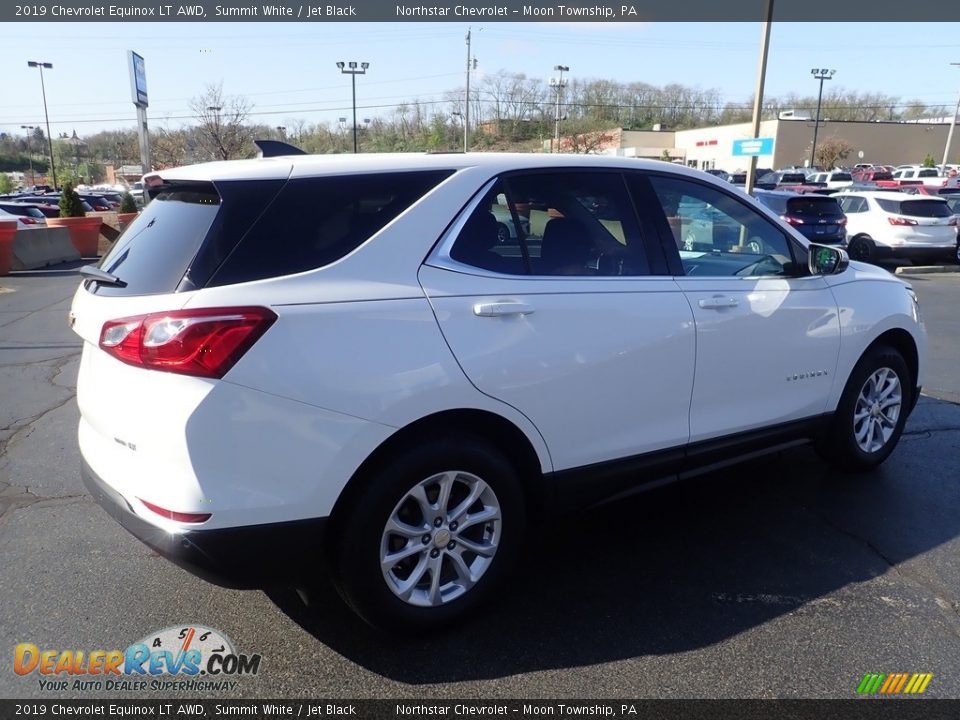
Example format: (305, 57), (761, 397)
(647, 175), (796, 278)
(449, 172), (650, 276)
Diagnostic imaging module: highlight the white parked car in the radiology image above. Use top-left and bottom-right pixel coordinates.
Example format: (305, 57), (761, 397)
(834, 190), (957, 264)
(891, 167), (960, 189)
(72, 152), (926, 630)
(0, 205), (46, 229)
(806, 170), (854, 189)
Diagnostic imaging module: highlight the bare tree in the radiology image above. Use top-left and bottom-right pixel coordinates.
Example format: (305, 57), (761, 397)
(814, 137), (852, 170)
(190, 83), (255, 160)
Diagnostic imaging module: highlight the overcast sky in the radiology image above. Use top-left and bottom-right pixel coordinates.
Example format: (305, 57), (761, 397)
(3, 22), (958, 138)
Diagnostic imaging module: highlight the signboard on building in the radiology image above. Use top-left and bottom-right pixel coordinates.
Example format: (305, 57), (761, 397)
(732, 137), (774, 156)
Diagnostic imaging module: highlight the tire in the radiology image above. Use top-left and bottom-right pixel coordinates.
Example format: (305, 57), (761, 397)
(495, 222), (511, 244)
(954, 242), (960, 264)
(818, 345), (912, 472)
(847, 235), (876, 264)
(330, 436), (525, 632)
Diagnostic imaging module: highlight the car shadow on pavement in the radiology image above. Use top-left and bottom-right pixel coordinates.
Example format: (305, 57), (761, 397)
(267, 397), (960, 684)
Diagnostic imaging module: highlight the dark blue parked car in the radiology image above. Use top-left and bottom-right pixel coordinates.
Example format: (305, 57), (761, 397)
(753, 189), (847, 245)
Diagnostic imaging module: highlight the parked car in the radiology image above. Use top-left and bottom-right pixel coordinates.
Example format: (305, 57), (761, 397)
(753, 190), (847, 245)
(755, 171), (810, 190)
(16, 195), (95, 214)
(73, 152), (926, 631)
(891, 167), (960, 189)
(79, 194), (114, 212)
(852, 169), (896, 185)
(0, 202), (48, 228)
(806, 171), (854, 190)
(833, 190), (957, 263)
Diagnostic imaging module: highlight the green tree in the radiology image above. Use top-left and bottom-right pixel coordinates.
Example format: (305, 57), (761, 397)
(922, 154), (937, 168)
(0, 174), (15, 193)
(59, 182), (86, 218)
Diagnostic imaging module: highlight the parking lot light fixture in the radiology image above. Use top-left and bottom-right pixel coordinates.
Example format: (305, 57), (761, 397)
(337, 61), (369, 154)
(810, 68), (835, 170)
(27, 61), (56, 190)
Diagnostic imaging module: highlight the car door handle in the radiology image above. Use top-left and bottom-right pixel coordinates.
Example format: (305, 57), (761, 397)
(698, 296), (739, 309)
(473, 302), (536, 317)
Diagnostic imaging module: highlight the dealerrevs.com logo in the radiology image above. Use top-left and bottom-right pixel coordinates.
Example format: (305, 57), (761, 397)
(13, 625), (261, 692)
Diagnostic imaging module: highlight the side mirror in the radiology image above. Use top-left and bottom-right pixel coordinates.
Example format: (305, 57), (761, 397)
(808, 243), (849, 276)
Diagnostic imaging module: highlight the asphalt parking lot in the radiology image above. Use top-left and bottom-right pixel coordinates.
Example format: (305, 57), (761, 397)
(1, 265), (959, 700)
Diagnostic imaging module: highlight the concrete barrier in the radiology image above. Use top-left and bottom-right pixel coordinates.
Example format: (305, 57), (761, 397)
(11, 227), (81, 270)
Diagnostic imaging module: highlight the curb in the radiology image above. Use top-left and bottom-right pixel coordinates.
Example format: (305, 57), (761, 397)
(894, 265), (960, 276)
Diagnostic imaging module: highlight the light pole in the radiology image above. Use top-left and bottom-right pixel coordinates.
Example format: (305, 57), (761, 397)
(550, 65), (569, 153)
(20, 125), (36, 186)
(336, 61), (369, 154)
(27, 61), (56, 190)
(810, 68), (835, 170)
(940, 63), (960, 172)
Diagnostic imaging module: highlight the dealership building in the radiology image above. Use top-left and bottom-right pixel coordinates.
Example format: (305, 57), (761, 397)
(580, 118), (959, 170)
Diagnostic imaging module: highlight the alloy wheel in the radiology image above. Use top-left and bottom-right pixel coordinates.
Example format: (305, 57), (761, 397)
(853, 367), (902, 454)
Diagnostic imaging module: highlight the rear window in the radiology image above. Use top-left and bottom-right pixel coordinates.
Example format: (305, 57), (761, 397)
(786, 197), (844, 217)
(830, 173), (852, 182)
(780, 173), (807, 184)
(91, 184), (225, 296)
(91, 170), (452, 296)
(875, 198), (952, 217)
(871, 172), (893, 181)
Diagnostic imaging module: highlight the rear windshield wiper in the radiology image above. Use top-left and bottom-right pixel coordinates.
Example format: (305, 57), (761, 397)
(79, 265), (127, 288)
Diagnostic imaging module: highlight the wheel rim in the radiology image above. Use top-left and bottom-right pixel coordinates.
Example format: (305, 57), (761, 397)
(851, 239), (871, 262)
(380, 471), (502, 608)
(853, 367), (902, 454)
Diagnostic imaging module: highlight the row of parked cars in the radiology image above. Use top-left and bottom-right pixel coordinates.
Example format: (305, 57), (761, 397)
(705, 166), (960, 265)
(0, 187), (126, 230)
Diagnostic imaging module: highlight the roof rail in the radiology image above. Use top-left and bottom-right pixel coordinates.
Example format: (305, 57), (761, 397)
(254, 139), (307, 157)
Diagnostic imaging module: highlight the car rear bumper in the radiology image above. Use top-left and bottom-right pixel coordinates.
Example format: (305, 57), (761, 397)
(877, 246), (955, 261)
(81, 458), (328, 589)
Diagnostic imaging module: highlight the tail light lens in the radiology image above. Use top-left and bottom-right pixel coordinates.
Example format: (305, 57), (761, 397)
(99, 306), (277, 379)
(781, 215), (804, 225)
(19, 217), (41, 225)
(838, 217), (848, 226)
(888, 216), (918, 226)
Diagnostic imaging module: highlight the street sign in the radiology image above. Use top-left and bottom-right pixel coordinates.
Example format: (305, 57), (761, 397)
(732, 137), (774, 156)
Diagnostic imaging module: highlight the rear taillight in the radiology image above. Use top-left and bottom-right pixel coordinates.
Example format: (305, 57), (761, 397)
(19, 217), (41, 225)
(99, 306), (277, 379)
(781, 215), (804, 225)
(950, 217), (959, 226)
(888, 217), (918, 226)
(138, 498), (211, 524)
(838, 217), (847, 226)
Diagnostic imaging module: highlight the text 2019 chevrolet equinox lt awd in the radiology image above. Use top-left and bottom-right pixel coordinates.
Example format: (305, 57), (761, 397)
(73, 150), (926, 630)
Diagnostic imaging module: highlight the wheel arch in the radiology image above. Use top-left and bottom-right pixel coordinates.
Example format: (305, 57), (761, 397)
(866, 328), (919, 395)
(327, 409), (550, 541)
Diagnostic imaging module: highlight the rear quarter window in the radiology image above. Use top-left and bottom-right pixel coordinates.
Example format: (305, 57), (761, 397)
(208, 170), (453, 287)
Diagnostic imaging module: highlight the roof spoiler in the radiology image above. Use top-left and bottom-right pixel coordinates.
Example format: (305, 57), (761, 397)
(254, 139), (307, 158)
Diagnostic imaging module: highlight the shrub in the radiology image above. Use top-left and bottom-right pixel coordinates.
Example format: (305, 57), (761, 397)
(922, 154), (937, 168)
(119, 192), (138, 214)
(58, 182), (86, 218)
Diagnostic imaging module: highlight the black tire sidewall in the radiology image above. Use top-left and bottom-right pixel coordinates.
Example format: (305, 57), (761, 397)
(331, 436), (524, 632)
(827, 345), (911, 472)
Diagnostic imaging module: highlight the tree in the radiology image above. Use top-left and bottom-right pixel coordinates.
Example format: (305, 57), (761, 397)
(922, 154), (937, 168)
(814, 137), (852, 171)
(0, 174), (15, 193)
(190, 83), (255, 161)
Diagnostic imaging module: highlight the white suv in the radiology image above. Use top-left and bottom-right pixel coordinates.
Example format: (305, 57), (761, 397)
(834, 190), (957, 264)
(73, 152), (926, 630)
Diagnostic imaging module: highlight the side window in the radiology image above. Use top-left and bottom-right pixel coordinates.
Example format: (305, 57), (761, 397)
(449, 171), (650, 277)
(839, 196), (866, 213)
(208, 170), (453, 287)
(647, 175), (796, 278)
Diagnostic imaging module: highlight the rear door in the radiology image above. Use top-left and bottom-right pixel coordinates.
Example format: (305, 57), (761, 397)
(421, 169), (695, 472)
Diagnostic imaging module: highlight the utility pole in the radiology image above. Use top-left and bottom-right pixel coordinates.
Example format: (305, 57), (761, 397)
(940, 63), (960, 171)
(744, 0), (773, 196)
(810, 68), (836, 171)
(551, 65), (569, 153)
(464, 28), (474, 153)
